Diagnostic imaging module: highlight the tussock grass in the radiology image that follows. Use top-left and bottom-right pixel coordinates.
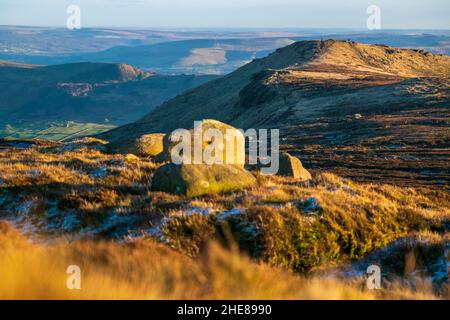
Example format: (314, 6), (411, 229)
(0, 222), (443, 300)
(0, 146), (448, 299)
(162, 173), (449, 272)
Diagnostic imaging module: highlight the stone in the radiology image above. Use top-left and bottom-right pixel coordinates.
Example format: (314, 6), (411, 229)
(135, 133), (165, 157)
(151, 163), (256, 197)
(108, 133), (165, 157)
(277, 153), (312, 180)
(159, 119), (245, 167)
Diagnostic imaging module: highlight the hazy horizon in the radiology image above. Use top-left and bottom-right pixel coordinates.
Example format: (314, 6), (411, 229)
(2, 25), (450, 32)
(0, 0), (449, 30)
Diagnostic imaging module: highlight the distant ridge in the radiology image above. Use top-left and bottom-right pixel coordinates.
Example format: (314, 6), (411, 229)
(33, 62), (153, 83)
(100, 39), (450, 143)
(0, 62), (217, 126)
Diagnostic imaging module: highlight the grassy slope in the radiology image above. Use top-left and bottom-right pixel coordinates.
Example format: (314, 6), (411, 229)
(0, 143), (448, 299)
(100, 40), (450, 140)
(0, 122), (115, 141)
(0, 222), (444, 299)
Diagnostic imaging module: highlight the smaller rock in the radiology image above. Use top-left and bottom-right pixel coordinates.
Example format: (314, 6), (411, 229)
(277, 153), (312, 181)
(89, 167), (108, 178)
(135, 133), (165, 157)
(108, 133), (165, 157)
(299, 197), (322, 215)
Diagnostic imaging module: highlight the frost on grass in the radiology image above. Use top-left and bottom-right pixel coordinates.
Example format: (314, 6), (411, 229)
(0, 145), (448, 285)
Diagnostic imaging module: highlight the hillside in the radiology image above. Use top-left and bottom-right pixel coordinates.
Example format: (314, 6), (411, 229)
(100, 40), (450, 187)
(1, 39), (449, 300)
(0, 62), (217, 127)
(0, 140), (448, 298)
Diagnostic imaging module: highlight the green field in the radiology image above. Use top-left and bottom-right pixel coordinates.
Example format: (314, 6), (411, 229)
(0, 122), (115, 142)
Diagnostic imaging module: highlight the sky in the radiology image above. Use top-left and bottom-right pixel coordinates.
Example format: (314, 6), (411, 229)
(0, 0), (449, 30)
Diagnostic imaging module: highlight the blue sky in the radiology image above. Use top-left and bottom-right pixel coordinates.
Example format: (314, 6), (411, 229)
(0, 0), (449, 29)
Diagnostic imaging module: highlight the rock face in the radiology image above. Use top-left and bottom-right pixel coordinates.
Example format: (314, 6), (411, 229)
(160, 119), (245, 167)
(151, 163), (256, 197)
(277, 153), (312, 180)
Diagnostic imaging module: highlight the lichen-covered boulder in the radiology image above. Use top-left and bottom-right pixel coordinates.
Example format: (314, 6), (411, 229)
(159, 119), (245, 167)
(108, 133), (165, 157)
(277, 153), (312, 180)
(151, 163), (256, 197)
(135, 133), (165, 157)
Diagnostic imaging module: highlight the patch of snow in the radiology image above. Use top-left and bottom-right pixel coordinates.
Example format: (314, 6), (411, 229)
(17, 200), (36, 216)
(217, 208), (245, 220)
(26, 170), (40, 176)
(47, 210), (81, 233)
(91, 214), (137, 238)
(89, 167), (108, 178)
(184, 206), (212, 216)
(241, 223), (259, 238)
(300, 197), (322, 215)
(318, 236), (449, 288)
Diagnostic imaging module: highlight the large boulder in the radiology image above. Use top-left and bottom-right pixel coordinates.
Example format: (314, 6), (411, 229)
(277, 153), (312, 180)
(159, 119), (245, 167)
(151, 163), (256, 197)
(108, 133), (165, 157)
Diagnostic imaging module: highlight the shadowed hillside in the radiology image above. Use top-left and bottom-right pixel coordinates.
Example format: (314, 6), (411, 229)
(0, 62), (217, 126)
(0, 141), (448, 298)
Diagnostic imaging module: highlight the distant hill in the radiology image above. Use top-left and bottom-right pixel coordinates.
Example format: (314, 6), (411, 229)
(0, 38), (295, 75)
(0, 62), (217, 126)
(1, 27), (449, 75)
(103, 40), (450, 135)
(100, 40), (450, 187)
(67, 38), (295, 74)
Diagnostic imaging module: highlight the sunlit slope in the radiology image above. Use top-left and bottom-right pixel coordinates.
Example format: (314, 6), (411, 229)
(101, 40), (449, 140)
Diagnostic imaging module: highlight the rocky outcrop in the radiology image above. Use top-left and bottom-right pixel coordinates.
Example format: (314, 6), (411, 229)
(151, 163), (256, 197)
